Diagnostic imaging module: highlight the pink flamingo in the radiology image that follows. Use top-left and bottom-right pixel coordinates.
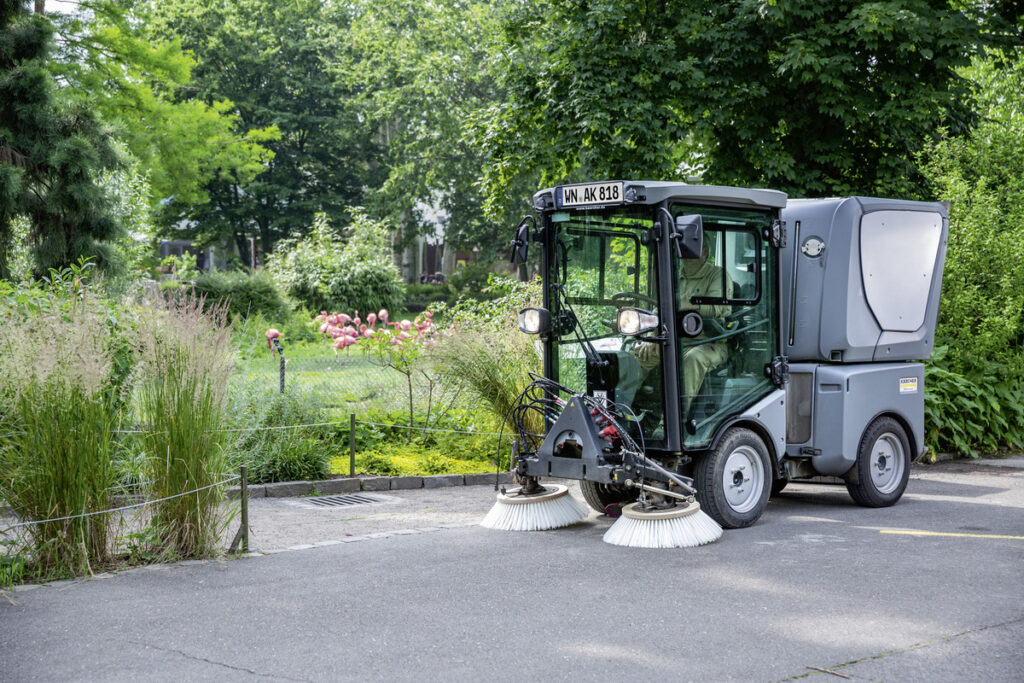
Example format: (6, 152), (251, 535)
(367, 312), (377, 328)
(352, 310), (361, 327)
(265, 328), (282, 357)
(379, 309), (389, 325)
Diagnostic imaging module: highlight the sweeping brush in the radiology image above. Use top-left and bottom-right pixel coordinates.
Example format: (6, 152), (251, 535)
(602, 501), (722, 548)
(480, 484), (590, 531)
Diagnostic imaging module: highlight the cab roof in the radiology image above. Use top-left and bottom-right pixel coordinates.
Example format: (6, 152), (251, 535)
(533, 181), (788, 211)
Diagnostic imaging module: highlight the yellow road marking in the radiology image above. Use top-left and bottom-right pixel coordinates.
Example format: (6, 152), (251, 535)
(880, 530), (1024, 540)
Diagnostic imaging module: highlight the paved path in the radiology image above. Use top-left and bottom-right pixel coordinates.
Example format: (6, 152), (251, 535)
(2, 457), (1022, 681)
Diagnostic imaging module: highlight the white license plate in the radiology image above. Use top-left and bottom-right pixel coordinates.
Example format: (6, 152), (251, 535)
(557, 181), (624, 208)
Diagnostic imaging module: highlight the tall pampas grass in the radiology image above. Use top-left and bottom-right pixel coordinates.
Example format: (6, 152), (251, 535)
(432, 327), (543, 442)
(136, 293), (233, 557)
(0, 288), (118, 578)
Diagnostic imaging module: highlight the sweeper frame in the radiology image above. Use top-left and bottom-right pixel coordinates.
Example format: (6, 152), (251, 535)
(493, 181), (948, 537)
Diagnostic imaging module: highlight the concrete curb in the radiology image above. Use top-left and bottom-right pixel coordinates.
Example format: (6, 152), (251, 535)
(227, 472), (512, 500)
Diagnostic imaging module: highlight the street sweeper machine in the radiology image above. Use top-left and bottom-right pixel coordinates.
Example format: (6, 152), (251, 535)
(482, 180), (948, 548)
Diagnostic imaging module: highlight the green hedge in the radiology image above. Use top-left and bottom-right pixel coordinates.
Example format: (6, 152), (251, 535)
(192, 270), (290, 320)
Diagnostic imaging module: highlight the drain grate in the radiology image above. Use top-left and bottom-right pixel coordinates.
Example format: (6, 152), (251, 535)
(286, 492), (397, 510)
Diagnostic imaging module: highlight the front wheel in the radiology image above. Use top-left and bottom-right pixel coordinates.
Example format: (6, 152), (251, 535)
(845, 416), (910, 507)
(695, 427), (772, 528)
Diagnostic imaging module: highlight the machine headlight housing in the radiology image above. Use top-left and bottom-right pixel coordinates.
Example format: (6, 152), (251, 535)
(617, 308), (659, 336)
(518, 307), (551, 335)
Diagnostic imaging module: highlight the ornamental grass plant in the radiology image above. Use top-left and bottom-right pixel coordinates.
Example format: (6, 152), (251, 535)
(135, 294), (234, 558)
(0, 285), (118, 579)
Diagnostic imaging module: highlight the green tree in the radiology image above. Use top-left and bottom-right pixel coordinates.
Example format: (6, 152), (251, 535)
(333, 0), (532, 263)
(51, 1), (278, 215)
(145, 0), (378, 264)
(922, 49), (1024, 378)
(0, 0), (123, 278)
(478, 0), (1000, 205)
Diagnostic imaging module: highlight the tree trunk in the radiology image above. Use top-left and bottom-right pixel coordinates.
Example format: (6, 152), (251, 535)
(34, 1), (45, 14)
(441, 243), (456, 275)
(234, 232), (252, 270)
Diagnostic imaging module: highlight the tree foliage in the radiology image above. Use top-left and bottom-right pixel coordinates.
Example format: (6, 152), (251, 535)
(144, 0), (377, 262)
(923, 50), (1024, 378)
(51, 1), (278, 212)
(0, 0), (123, 278)
(267, 211), (404, 315)
(478, 0), (1002, 206)
(920, 48), (1024, 454)
(333, 0), (530, 255)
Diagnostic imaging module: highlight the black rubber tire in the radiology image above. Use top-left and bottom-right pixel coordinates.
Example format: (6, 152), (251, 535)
(845, 416), (911, 507)
(695, 427), (772, 529)
(771, 475), (789, 497)
(579, 480), (639, 514)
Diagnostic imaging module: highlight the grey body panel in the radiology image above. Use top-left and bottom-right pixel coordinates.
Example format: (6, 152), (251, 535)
(731, 388), (788, 464)
(534, 181), (788, 210)
(784, 362), (925, 476)
(781, 197), (948, 363)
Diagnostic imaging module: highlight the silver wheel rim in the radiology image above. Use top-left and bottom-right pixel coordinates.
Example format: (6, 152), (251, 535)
(723, 445), (765, 514)
(870, 432), (905, 494)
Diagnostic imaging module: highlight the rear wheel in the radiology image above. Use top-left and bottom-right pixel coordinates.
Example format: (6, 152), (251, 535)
(579, 480), (639, 514)
(695, 427), (771, 528)
(845, 416), (910, 507)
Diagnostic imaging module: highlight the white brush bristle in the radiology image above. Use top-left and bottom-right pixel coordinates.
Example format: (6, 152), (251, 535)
(480, 492), (589, 531)
(602, 508), (723, 548)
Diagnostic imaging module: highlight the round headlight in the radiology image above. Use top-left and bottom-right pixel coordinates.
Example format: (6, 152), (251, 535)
(518, 307), (550, 335)
(618, 309), (659, 335)
(617, 308), (658, 336)
(617, 309), (642, 336)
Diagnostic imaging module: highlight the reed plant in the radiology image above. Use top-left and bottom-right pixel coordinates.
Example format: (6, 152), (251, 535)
(0, 287), (118, 579)
(136, 294), (233, 558)
(432, 326), (543, 438)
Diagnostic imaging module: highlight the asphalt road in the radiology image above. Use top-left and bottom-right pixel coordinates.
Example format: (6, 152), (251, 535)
(2, 458), (1022, 682)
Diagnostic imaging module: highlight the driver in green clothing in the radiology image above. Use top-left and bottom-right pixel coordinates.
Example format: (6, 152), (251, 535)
(635, 237), (732, 412)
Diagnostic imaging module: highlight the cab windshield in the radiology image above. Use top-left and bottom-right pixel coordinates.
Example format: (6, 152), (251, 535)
(548, 207), (666, 442)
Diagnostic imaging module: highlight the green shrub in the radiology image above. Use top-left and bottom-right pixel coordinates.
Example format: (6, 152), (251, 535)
(250, 437), (329, 484)
(447, 262), (494, 298)
(921, 51), (1024, 455)
(232, 388), (332, 484)
(924, 349), (1024, 456)
(268, 210), (404, 315)
(192, 270), (289, 320)
(404, 283), (451, 312)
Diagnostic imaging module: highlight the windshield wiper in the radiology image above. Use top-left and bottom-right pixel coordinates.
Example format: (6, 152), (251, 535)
(551, 283), (608, 368)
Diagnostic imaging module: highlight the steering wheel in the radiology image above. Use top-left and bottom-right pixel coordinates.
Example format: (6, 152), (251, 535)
(611, 291), (657, 308)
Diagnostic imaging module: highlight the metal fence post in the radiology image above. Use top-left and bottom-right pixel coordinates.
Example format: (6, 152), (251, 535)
(240, 464), (249, 553)
(272, 338), (285, 394)
(349, 413), (356, 477)
(229, 464), (250, 554)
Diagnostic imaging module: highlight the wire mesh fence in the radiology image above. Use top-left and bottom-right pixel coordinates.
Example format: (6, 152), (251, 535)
(231, 353), (465, 417)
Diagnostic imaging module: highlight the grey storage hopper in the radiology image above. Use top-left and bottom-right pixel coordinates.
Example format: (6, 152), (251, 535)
(781, 197), (948, 363)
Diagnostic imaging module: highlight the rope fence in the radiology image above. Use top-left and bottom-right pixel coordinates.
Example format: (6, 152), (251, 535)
(2, 475), (241, 531)
(111, 417), (514, 437)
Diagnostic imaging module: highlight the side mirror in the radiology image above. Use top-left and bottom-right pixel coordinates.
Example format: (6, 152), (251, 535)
(509, 216), (535, 264)
(673, 214), (703, 260)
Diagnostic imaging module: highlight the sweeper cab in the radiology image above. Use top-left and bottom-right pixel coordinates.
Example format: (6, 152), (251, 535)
(500, 180), (947, 534)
